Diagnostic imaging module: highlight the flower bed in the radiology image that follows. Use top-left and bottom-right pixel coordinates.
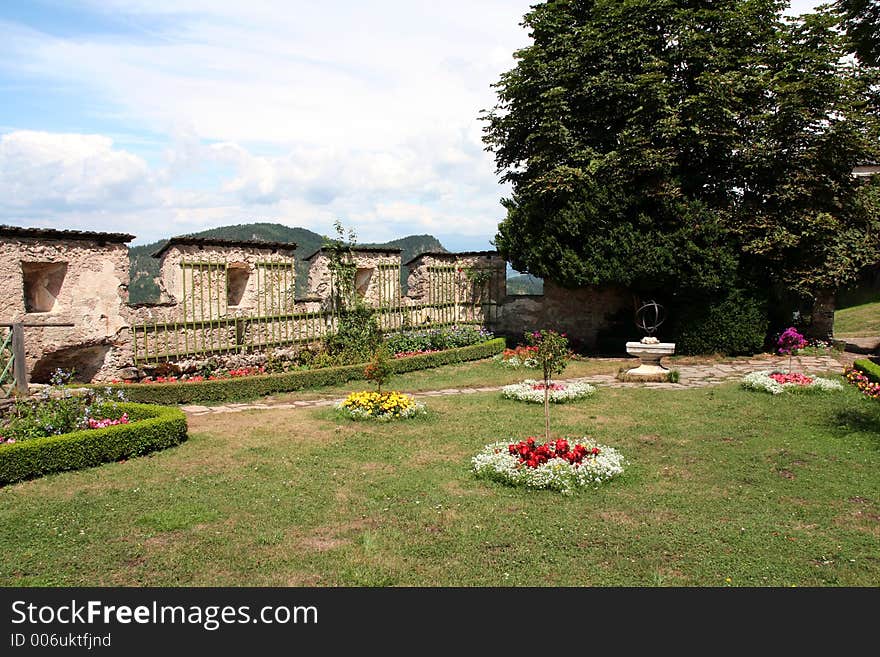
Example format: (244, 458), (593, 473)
(472, 436), (624, 495)
(335, 391), (426, 421)
(393, 349), (441, 359)
(844, 366), (880, 400)
(384, 325), (493, 355)
(122, 367), (265, 385)
(501, 379), (596, 403)
(0, 402), (187, 485)
(1, 382), (131, 443)
(86, 338), (505, 405)
(494, 345), (539, 368)
(741, 370), (843, 395)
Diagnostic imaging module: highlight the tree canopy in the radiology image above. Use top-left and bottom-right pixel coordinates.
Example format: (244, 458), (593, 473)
(484, 0), (880, 302)
(836, 0), (880, 66)
(736, 9), (880, 297)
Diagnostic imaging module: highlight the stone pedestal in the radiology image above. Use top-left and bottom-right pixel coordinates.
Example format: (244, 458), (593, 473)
(625, 342), (676, 377)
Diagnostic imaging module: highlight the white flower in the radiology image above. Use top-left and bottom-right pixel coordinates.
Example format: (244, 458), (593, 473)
(741, 371), (843, 395)
(501, 380), (596, 404)
(493, 354), (539, 369)
(472, 437), (624, 495)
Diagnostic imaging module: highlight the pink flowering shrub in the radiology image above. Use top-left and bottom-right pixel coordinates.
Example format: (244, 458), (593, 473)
(87, 413), (130, 429)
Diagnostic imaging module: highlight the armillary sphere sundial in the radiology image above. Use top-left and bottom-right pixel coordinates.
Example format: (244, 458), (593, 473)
(624, 299), (676, 380)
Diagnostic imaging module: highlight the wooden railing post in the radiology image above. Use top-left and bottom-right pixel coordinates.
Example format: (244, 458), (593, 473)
(11, 322), (27, 395)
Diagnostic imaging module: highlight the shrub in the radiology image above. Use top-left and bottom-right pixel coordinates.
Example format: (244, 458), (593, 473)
(2, 380), (130, 442)
(364, 347), (393, 392)
(88, 339), (506, 405)
(853, 358), (880, 384)
(383, 325), (493, 354)
(325, 306), (383, 363)
(0, 403), (187, 485)
(673, 288), (768, 355)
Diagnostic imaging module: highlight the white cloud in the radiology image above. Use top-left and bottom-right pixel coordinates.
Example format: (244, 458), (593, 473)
(0, 0), (823, 245)
(0, 1), (532, 244)
(0, 130), (154, 212)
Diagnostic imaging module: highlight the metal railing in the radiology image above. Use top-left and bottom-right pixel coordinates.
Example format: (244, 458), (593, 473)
(131, 300), (498, 365)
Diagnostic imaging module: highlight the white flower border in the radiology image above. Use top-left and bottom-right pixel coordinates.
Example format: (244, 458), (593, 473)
(493, 353), (539, 369)
(741, 371), (843, 395)
(472, 437), (624, 495)
(501, 379), (596, 403)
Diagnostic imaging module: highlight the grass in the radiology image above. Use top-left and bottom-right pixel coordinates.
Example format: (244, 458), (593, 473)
(259, 356), (631, 403)
(1, 365), (877, 587)
(835, 300), (880, 338)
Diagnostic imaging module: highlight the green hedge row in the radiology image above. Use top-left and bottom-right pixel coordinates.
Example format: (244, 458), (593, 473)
(853, 358), (880, 383)
(91, 338), (506, 405)
(0, 403), (187, 485)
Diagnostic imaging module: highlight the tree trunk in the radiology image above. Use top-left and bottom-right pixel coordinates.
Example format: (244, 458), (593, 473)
(809, 289), (836, 341)
(544, 375), (551, 442)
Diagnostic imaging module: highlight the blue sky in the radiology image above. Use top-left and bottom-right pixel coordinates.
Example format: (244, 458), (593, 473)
(0, 0), (822, 249)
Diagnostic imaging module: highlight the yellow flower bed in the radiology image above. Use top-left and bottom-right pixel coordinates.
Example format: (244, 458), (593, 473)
(335, 391), (426, 421)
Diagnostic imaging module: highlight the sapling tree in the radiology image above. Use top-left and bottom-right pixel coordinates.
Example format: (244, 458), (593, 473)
(777, 327), (807, 374)
(364, 346), (393, 393)
(526, 329), (570, 441)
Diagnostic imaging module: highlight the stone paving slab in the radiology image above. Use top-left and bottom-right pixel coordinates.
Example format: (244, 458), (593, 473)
(180, 354), (848, 416)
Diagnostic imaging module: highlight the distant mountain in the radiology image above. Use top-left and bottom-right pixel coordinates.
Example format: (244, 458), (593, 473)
(506, 274), (544, 295)
(128, 223), (447, 304)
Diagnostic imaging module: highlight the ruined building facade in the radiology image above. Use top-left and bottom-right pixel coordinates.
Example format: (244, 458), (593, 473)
(0, 226), (134, 383)
(0, 225), (629, 385)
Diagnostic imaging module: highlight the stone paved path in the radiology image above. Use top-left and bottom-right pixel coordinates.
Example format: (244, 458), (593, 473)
(181, 354), (845, 416)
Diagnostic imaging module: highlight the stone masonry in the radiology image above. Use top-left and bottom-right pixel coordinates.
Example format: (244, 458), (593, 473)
(0, 225), (706, 384)
(496, 280), (631, 350)
(0, 226), (134, 383)
(305, 247), (404, 310)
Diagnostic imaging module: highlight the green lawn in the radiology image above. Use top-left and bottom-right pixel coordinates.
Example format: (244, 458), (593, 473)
(835, 300), (880, 338)
(1, 368), (878, 587)
(259, 356), (631, 403)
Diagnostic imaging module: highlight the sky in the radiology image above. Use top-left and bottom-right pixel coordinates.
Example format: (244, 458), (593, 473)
(0, 0), (823, 249)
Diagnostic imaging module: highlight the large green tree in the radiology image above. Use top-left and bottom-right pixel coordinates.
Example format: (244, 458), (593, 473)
(736, 10), (880, 337)
(484, 0), (880, 340)
(484, 0), (786, 294)
(836, 0), (880, 66)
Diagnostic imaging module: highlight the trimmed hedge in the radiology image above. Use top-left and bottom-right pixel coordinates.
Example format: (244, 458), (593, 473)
(673, 288), (769, 356)
(90, 338), (507, 405)
(0, 403), (187, 485)
(853, 358), (880, 384)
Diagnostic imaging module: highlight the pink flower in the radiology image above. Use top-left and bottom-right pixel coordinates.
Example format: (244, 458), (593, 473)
(769, 372), (814, 386)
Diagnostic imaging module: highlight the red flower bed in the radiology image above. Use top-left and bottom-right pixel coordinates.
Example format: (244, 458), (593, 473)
(768, 372), (814, 386)
(507, 437), (600, 469)
(530, 382), (566, 391)
(115, 366), (266, 384)
(502, 345), (538, 360)
(393, 349), (441, 359)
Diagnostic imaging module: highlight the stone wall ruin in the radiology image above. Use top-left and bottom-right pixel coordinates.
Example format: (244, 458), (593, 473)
(0, 224), (631, 385)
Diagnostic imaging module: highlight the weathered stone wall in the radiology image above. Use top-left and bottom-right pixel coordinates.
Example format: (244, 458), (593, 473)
(495, 281), (632, 350)
(0, 237), (131, 382)
(405, 253), (506, 304)
(306, 250), (404, 310)
(0, 233), (633, 384)
(156, 244), (296, 319)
